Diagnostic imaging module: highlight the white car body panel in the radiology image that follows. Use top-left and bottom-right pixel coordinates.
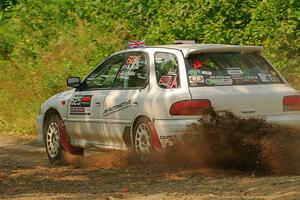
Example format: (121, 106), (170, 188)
(155, 44), (263, 57)
(64, 89), (109, 146)
(102, 87), (149, 148)
(189, 84), (298, 117)
(36, 44), (300, 150)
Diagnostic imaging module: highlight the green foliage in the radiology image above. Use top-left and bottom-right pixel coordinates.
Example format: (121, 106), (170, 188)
(0, 0), (299, 133)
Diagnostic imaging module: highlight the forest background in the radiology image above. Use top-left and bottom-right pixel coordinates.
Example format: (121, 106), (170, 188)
(0, 0), (299, 133)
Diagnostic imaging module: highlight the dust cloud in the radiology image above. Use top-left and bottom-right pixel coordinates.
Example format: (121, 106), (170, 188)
(61, 108), (300, 175)
(163, 108), (300, 175)
(61, 150), (133, 169)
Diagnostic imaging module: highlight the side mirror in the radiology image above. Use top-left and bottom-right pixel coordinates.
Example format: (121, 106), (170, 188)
(67, 77), (81, 88)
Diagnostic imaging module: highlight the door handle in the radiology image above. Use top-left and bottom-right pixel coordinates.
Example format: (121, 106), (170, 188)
(241, 108), (255, 113)
(131, 101), (139, 106)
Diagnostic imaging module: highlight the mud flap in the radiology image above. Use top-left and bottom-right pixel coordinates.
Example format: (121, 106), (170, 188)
(57, 120), (84, 156)
(147, 122), (162, 151)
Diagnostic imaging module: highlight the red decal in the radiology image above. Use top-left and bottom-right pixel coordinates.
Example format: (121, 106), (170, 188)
(167, 75), (178, 88)
(193, 59), (203, 69)
(159, 76), (172, 86)
(147, 122), (162, 151)
(57, 120), (84, 156)
(81, 96), (92, 102)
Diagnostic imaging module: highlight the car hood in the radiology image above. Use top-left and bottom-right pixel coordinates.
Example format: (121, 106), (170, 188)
(41, 89), (75, 114)
(52, 89), (75, 99)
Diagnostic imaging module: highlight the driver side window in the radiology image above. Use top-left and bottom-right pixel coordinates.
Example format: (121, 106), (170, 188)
(82, 54), (125, 90)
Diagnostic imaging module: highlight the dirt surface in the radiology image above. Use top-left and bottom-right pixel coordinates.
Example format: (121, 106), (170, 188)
(0, 132), (300, 200)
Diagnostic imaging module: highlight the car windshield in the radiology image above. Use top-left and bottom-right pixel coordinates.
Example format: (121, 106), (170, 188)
(186, 52), (283, 87)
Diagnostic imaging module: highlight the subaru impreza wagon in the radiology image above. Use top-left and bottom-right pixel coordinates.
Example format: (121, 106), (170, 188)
(36, 42), (300, 163)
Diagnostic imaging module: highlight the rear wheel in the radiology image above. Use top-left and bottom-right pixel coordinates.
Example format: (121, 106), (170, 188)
(133, 118), (153, 162)
(45, 114), (62, 164)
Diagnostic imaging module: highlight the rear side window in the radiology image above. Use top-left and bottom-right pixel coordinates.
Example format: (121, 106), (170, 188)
(155, 52), (180, 88)
(186, 52), (283, 87)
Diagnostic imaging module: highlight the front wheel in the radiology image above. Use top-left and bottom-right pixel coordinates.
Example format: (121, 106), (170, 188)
(45, 114), (62, 164)
(133, 119), (153, 162)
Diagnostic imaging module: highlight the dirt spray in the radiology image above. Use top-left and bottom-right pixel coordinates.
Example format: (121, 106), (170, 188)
(163, 108), (300, 175)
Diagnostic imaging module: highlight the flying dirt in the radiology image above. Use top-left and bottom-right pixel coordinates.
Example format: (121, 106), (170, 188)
(63, 108), (300, 175)
(164, 108), (300, 175)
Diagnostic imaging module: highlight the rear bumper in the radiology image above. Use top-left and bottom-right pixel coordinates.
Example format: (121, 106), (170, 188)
(266, 114), (300, 127)
(154, 119), (198, 148)
(154, 114), (300, 148)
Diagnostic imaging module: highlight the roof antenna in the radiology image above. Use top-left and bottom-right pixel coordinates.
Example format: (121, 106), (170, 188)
(174, 40), (196, 44)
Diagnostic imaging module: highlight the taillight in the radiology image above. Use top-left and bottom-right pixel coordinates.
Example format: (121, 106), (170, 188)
(283, 95), (300, 111)
(169, 99), (212, 115)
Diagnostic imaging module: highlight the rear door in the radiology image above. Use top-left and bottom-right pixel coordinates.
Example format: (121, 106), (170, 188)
(65, 54), (126, 145)
(185, 52), (293, 117)
(102, 51), (149, 148)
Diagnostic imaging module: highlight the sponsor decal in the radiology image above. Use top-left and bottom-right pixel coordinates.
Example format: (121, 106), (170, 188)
(70, 107), (85, 112)
(103, 100), (132, 117)
(124, 71), (136, 76)
(271, 71), (277, 77)
(231, 74), (244, 80)
(160, 135), (176, 140)
(129, 64), (140, 70)
(244, 75), (258, 80)
(205, 78), (233, 85)
(227, 68), (244, 75)
(167, 75), (178, 88)
(258, 73), (277, 82)
(188, 68), (201, 76)
(243, 75), (258, 83)
(70, 107), (91, 115)
(210, 75), (231, 79)
(189, 75), (204, 84)
(159, 75), (172, 86)
(126, 55), (139, 65)
(201, 71), (212, 75)
(193, 59), (204, 69)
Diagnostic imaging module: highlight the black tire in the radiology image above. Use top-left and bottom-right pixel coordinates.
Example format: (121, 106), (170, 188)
(44, 114), (63, 164)
(133, 118), (153, 162)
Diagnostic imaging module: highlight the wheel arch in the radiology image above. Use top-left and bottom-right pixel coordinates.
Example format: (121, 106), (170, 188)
(130, 115), (151, 144)
(42, 108), (62, 139)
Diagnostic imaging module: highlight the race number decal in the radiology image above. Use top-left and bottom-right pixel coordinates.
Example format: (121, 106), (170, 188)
(70, 95), (93, 108)
(70, 95), (93, 115)
(159, 76), (172, 86)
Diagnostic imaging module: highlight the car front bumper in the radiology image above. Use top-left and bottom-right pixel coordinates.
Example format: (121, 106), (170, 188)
(36, 114), (44, 145)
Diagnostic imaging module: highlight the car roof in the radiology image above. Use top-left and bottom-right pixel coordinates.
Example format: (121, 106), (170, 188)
(117, 44), (263, 57)
(153, 44), (263, 57)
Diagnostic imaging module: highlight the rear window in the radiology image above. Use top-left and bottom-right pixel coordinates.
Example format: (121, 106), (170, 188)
(186, 52), (283, 87)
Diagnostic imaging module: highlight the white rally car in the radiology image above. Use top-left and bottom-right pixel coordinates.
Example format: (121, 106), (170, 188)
(36, 42), (300, 163)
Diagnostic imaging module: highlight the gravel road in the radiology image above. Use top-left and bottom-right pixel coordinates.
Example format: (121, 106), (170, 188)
(0, 133), (300, 200)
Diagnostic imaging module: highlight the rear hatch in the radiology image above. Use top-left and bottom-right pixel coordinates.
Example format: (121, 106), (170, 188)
(189, 84), (295, 117)
(185, 52), (296, 117)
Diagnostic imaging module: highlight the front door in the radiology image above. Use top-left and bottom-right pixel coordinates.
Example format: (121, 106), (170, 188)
(64, 54), (126, 146)
(102, 52), (149, 148)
